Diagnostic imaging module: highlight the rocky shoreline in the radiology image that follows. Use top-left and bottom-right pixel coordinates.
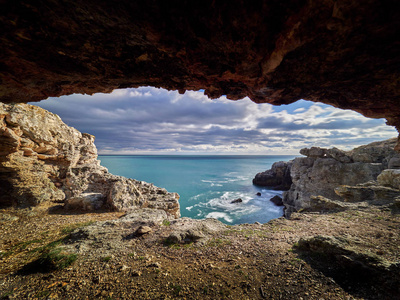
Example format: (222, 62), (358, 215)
(253, 139), (400, 218)
(0, 104), (399, 299)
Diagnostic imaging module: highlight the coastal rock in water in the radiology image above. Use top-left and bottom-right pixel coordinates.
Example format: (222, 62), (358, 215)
(283, 139), (399, 216)
(253, 161), (293, 190)
(231, 198), (243, 204)
(0, 103), (180, 218)
(270, 195), (283, 206)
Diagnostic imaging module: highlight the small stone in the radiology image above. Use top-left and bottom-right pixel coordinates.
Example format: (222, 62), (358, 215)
(118, 265), (130, 272)
(256, 192), (262, 196)
(136, 225), (152, 235)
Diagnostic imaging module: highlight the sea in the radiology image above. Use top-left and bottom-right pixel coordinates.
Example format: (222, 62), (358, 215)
(99, 155), (297, 225)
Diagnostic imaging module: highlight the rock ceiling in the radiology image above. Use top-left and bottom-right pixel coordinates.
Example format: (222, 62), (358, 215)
(1, 0), (399, 129)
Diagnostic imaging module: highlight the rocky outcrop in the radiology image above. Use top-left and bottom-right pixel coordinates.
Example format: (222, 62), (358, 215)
(0, 103), (180, 218)
(0, 1), (400, 133)
(296, 235), (399, 290)
(253, 161), (292, 190)
(283, 139), (399, 216)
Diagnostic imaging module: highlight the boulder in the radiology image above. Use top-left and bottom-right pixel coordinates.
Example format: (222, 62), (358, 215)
(270, 195), (283, 206)
(64, 193), (105, 211)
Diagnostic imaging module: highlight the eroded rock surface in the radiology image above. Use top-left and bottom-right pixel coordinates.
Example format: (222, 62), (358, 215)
(253, 160), (292, 190)
(0, 103), (180, 217)
(281, 139), (400, 216)
(0, 1), (399, 131)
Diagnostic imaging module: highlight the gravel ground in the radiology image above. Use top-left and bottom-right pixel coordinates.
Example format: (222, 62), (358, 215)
(0, 203), (399, 300)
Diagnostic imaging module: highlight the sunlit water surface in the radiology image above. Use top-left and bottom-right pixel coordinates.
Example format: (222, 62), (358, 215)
(99, 155), (297, 225)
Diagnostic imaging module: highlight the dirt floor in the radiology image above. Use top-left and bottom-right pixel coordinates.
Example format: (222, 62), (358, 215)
(0, 203), (399, 300)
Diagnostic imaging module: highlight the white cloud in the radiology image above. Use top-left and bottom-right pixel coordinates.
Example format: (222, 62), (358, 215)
(30, 87), (398, 155)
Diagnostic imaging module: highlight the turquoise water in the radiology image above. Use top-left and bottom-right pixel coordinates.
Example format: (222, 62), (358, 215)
(99, 155), (297, 225)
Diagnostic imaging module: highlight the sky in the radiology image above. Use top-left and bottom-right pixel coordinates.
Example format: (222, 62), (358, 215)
(30, 86), (397, 155)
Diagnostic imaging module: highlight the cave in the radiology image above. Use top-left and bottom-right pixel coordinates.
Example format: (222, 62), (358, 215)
(1, 0), (399, 131)
(1, 1), (400, 299)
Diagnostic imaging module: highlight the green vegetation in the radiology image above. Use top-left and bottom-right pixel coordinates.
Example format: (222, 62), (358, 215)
(101, 256), (112, 262)
(19, 237), (77, 273)
(0, 238), (43, 259)
(162, 220), (171, 226)
(61, 221), (95, 234)
(170, 284), (182, 296)
(37, 248), (77, 271)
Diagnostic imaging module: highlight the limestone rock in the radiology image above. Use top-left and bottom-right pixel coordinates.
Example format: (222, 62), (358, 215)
(0, 103), (180, 218)
(166, 218), (226, 245)
(253, 161), (293, 190)
(136, 226), (152, 235)
(282, 139), (398, 216)
(64, 193), (105, 211)
(377, 169), (400, 190)
(299, 196), (347, 213)
(335, 182), (400, 204)
(349, 139), (399, 166)
(296, 235), (395, 273)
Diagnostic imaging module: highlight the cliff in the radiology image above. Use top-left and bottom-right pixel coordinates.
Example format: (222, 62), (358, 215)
(254, 139), (400, 216)
(253, 160), (293, 190)
(0, 103), (180, 218)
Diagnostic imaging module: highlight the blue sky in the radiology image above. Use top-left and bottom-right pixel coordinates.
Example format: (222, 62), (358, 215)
(30, 87), (397, 155)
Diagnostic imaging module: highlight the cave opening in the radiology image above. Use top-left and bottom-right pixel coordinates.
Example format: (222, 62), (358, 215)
(21, 86), (397, 224)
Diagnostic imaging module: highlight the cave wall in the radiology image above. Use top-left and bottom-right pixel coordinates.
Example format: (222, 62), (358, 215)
(1, 0), (399, 128)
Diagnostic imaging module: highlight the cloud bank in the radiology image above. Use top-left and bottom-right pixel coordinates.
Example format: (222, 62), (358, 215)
(31, 87), (397, 154)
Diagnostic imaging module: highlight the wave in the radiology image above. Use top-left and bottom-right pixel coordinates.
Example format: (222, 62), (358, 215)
(205, 212), (233, 223)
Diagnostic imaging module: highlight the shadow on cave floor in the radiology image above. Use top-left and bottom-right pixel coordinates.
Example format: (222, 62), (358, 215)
(294, 250), (400, 300)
